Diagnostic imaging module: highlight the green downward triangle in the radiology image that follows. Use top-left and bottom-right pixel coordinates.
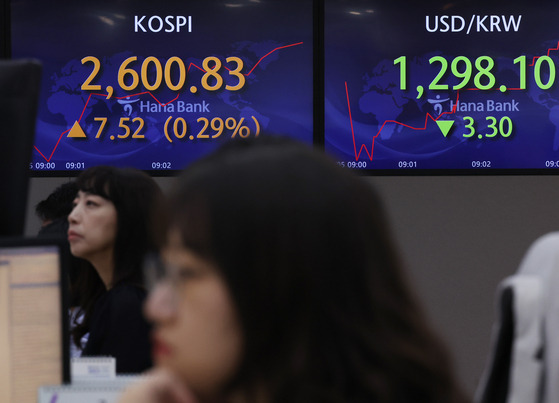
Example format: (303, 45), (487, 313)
(436, 120), (454, 138)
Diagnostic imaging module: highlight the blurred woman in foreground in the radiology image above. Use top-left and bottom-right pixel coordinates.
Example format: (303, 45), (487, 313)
(120, 137), (469, 402)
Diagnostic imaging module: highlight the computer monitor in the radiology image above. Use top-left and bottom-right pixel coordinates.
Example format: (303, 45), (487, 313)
(11, 0), (314, 176)
(324, 0), (559, 174)
(0, 58), (41, 236)
(0, 237), (70, 403)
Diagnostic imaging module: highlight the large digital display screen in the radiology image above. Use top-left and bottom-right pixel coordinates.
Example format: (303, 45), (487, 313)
(11, 0), (314, 175)
(324, 0), (559, 173)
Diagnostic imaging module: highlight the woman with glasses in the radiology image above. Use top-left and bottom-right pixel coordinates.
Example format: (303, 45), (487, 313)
(68, 165), (163, 374)
(120, 137), (469, 402)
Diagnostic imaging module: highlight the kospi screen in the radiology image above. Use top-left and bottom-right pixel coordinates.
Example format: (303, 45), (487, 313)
(11, 0), (314, 175)
(324, 0), (559, 173)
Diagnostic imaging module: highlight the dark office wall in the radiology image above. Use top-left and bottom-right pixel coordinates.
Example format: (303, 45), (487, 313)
(24, 174), (559, 395)
(371, 175), (559, 394)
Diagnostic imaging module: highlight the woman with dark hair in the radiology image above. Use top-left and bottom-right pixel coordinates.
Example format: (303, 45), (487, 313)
(119, 137), (469, 402)
(68, 165), (162, 373)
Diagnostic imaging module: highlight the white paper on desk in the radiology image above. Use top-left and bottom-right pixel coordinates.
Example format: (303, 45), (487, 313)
(38, 384), (123, 403)
(71, 356), (116, 382)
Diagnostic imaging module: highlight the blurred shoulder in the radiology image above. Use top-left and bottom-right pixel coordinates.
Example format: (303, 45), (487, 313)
(105, 282), (148, 314)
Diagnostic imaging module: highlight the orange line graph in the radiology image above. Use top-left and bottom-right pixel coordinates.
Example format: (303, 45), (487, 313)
(34, 42), (303, 162)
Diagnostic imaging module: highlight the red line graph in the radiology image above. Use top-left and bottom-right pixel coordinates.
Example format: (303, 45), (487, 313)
(345, 82), (459, 161)
(347, 40), (559, 162)
(529, 40), (559, 66)
(35, 42), (303, 162)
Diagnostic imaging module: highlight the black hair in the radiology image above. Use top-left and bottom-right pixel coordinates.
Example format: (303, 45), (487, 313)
(71, 165), (163, 348)
(35, 181), (78, 223)
(166, 136), (469, 403)
(36, 180), (81, 306)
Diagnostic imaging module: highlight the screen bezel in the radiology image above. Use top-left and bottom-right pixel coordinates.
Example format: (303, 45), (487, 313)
(1, 0), (9, 58)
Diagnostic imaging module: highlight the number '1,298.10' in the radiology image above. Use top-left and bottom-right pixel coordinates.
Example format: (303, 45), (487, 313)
(394, 55), (556, 91)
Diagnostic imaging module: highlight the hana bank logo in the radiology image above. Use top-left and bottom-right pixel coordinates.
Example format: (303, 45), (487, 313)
(117, 96), (140, 116)
(427, 94), (451, 115)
